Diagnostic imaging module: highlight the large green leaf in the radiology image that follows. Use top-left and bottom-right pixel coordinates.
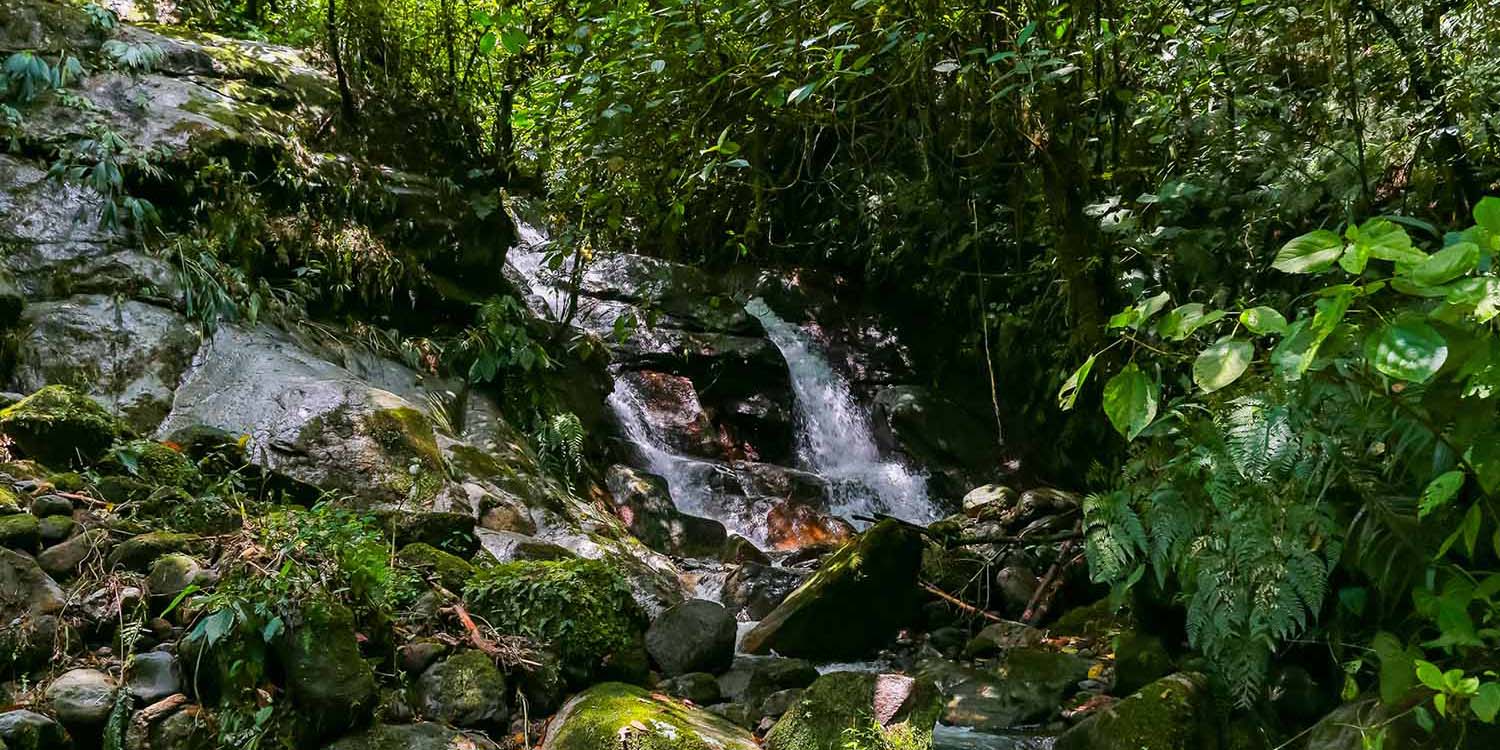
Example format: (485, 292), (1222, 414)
(1156, 303), (1225, 340)
(1272, 292), (1352, 380)
(1418, 471), (1465, 519)
(1272, 230), (1343, 274)
(1371, 632), (1418, 706)
(1350, 218), (1423, 264)
(1103, 364), (1158, 441)
(1239, 306), (1288, 335)
(1057, 355), (1096, 411)
(1475, 196), (1500, 238)
(1409, 242), (1479, 286)
(1193, 339), (1253, 393)
(1474, 683), (1500, 723)
(1366, 319), (1448, 383)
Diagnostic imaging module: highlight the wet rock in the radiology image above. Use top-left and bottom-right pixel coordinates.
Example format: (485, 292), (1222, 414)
(106, 532), (203, 571)
(29, 494), (74, 518)
(475, 528), (575, 563)
(661, 672), (722, 705)
(1054, 673), (1219, 750)
(396, 543), (474, 592)
(414, 649), (508, 728)
(1, 546), (65, 622)
(759, 688), (803, 718)
(764, 671), (941, 750)
(37, 528), (111, 579)
(542, 682), (758, 750)
(514, 648), (567, 714)
(870, 385), (1001, 499)
(741, 520), (925, 659)
(0, 709), (69, 750)
(77, 586), (145, 632)
(46, 668), (118, 728)
(1113, 631), (1173, 697)
(9, 296), (200, 434)
(918, 648), (1091, 731)
(716, 656), (820, 709)
(323, 722), (502, 750)
(764, 501), (855, 551)
(964, 621), (1046, 659)
(616, 370), (725, 459)
(398, 640), (450, 676)
(126, 651), (181, 704)
(279, 599), (377, 740)
(0, 385), (121, 467)
(604, 464), (727, 558)
(707, 701), (757, 729)
(645, 599), (737, 677)
(127, 702), (216, 750)
(963, 484), (1017, 519)
(37, 514), (78, 545)
(720, 563), (807, 620)
(0, 513), (40, 551)
(721, 534), (771, 565)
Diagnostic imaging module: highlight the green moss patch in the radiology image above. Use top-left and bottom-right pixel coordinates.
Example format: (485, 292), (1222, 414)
(547, 682), (758, 750)
(0, 386), (121, 467)
(396, 542), (474, 592)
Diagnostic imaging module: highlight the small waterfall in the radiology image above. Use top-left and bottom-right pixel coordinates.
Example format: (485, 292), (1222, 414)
(745, 298), (938, 525)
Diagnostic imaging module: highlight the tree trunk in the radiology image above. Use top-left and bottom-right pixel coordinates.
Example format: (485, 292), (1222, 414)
(327, 0), (357, 124)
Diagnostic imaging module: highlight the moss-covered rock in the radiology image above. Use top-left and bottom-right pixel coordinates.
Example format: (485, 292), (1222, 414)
(465, 558), (648, 687)
(0, 513), (40, 552)
(1113, 630), (1173, 696)
(105, 531), (203, 571)
(0, 386), (120, 467)
(413, 649), (507, 728)
(741, 520), (925, 660)
(279, 599), (377, 740)
(103, 440), (200, 488)
(397, 542), (474, 592)
(764, 671), (941, 750)
(1055, 672), (1219, 750)
(322, 722), (502, 750)
(36, 514), (76, 544)
(917, 648), (1090, 732)
(542, 682), (759, 750)
(147, 553), (210, 600)
(0, 486), (21, 515)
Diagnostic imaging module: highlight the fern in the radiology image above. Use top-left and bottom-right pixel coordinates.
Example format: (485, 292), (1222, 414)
(533, 412), (586, 490)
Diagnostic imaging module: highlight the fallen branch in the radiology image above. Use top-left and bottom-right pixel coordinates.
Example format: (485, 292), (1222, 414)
(952, 530), (1082, 547)
(133, 693), (188, 727)
(920, 581), (1010, 624)
(444, 602), (502, 659)
(1022, 523), (1085, 625)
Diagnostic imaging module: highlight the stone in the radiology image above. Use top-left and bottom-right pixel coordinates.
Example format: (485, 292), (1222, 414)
(0, 385), (121, 467)
(37, 514), (77, 545)
(764, 671), (942, 750)
(707, 702), (757, 729)
(414, 649), (508, 728)
(0, 547), (64, 621)
(279, 599), (377, 740)
(917, 648), (1091, 732)
(1113, 631), (1173, 697)
(716, 656), (820, 709)
(322, 723), (502, 750)
(763, 501), (856, 552)
(615, 371), (725, 459)
(9, 296), (200, 434)
(29, 494), (73, 518)
(541, 682), (759, 750)
(397, 542), (475, 592)
(759, 688), (804, 718)
(721, 563), (808, 620)
(475, 528), (576, 563)
(106, 532), (202, 571)
(604, 465), (727, 558)
(398, 640), (450, 676)
(514, 648), (567, 714)
(0, 709), (69, 750)
(963, 485), (1017, 518)
(963, 621), (1045, 659)
(661, 672), (722, 705)
(37, 528), (111, 579)
(131, 703), (216, 750)
(646, 599), (737, 677)
(740, 520), (925, 659)
(45, 668), (118, 727)
(721, 534), (772, 565)
(1054, 673), (1219, 750)
(0, 513), (40, 552)
(869, 385), (1001, 498)
(126, 651), (182, 704)
(147, 554), (211, 600)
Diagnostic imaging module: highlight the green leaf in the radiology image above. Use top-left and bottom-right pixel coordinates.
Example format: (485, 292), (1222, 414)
(1366, 319), (1449, 383)
(1157, 303), (1225, 340)
(1466, 439), (1500, 495)
(1444, 278), (1500, 323)
(1273, 230), (1343, 274)
(1416, 660), (1444, 691)
(1193, 339), (1253, 393)
(1475, 196), (1500, 237)
(1103, 364), (1158, 441)
(1371, 632), (1417, 705)
(650, 59), (666, 74)
(1058, 355), (1096, 411)
(1409, 242), (1480, 286)
(1350, 218), (1422, 265)
(1419, 471), (1465, 519)
(1474, 683), (1500, 723)
(1462, 503), (1482, 559)
(1136, 292), (1171, 327)
(787, 82), (818, 104)
(478, 32), (496, 55)
(1239, 306), (1288, 335)
(500, 29), (529, 54)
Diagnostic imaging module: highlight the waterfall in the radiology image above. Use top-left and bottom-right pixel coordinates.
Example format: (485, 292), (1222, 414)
(745, 298), (938, 526)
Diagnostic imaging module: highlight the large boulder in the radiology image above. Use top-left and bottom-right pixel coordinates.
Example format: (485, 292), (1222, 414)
(870, 385), (1002, 499)
(278, 599), (377, 740)
(413, 649), (508, 728)
(715, 656), (820, 709)
(604, 465), (726, 558)
(721, 563), (808, 620)
(645, 599), (737, 677)
(0, 709), (69, 750)
(740, 520), (925, 659)
(0, 385), (121, 467)
(917, 648), (1091, 731)
(541, 682), (759, 750)
(614, 371), (725, 460)
(1055, 672), (1219, 750)
(1, 547), (66, 675)
(764, 671), (942, 750)
(45, 668), (118, 729)
(323, 722), (501, 750)
(9, 296), (200, 433)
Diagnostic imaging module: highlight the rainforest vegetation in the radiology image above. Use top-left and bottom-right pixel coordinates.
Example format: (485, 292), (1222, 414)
(3, 0), (1500, 748)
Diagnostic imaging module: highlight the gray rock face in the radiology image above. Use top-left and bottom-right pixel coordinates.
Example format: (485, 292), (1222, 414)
(413, 650), (508, 728)
(322, 722), (502, 750)
(646, 599), (737, 677)
(0, 709), (69, 750)
(660, 672), (722, 705)
(11, 295), (200, 433)
(716, 656), (820, 710)
(127, 650), (182, 704)
(720, 563), (808, 620)
(45, 668), (118, 727)
(605, 465), (727, 558)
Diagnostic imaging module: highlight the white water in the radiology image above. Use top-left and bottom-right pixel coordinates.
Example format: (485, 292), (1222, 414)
(745, 297), (938, 526)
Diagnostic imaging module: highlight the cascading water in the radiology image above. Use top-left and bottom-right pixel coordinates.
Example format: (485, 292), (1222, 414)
(745, 298), (939, 526)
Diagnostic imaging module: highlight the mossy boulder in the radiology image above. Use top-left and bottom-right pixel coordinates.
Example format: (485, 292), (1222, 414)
(0, 386), (120, 467)
(105, 531), (203, 571)
(397, 542), (475, 592)
(279, 599), (377, 740)
(413, 649), (508, 728)
(916, 648), (1090, 731)
(1055, 672), (1219, 750)
(464, 558), (649, 687)
(0, 709), (69, 750)
(147, 553), (211, 600)
(322, 722), (502, 750)
(741, 519), (925, 660)
(542, 682), (759, 750)
(0, 486), (21, 515)
(102, 440), (200, 488)
(764, 671), (941, 750)
(1113, 630), (1173, 696)
(0, 513), (40, 552)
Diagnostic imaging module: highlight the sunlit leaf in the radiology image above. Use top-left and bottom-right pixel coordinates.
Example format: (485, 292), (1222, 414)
(1103, 363), (1158, 441)
(1193, 339), (1253, 393)
(1272, 230), (1343, 274)
(1058, 354), (1096, 411)
(1408, 242), (1479, 286)
(1239, 306), (1288, 335)
(1365, 318), (1448, 383)
(1418, 471), (1465, 519)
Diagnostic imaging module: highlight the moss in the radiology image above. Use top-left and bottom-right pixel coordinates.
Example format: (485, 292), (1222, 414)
(106, 439), (200, 489)
(415, 649), (507, 726)
(549, 682), (758, 750)
(46, 472), (85, 492)
(1051, 597), (1129, 640)
(1113, 631), (1174, 696)
(396, 542), (474, 592)
(0, 386), (121, 467)
(105, 531), (203, 571)
(1055, 672), (1218, 750)
(0, 485), (20, 514)
(0, 513), (41, 551)
(465, 558), (647, 687)
(365, 407), (447, 502)
(764, 672), (941, 750)
(0, 461), (48, 481)
(279, 598), (377, 740)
